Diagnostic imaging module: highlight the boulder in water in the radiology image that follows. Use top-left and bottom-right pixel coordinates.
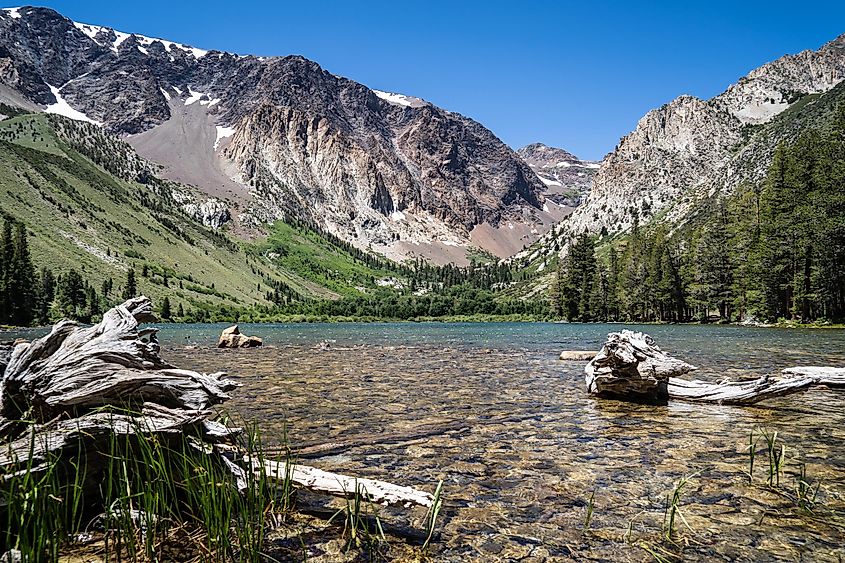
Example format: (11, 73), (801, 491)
(217, 325), (263, 348)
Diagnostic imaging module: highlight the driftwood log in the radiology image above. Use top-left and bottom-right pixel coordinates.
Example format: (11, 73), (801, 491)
(0, 297), (432, 508)
(585, 330), (697, 404)
(559, 350), (598, 361)
(585, 330), (844, 406)
(782, 366), (845, 388)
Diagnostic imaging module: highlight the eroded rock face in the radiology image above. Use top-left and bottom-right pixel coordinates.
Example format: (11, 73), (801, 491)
(223, 65), (546, 250)
(0, 6), (548, 259)
(182, 199), (230, 230)
(217, 325), (262, 348)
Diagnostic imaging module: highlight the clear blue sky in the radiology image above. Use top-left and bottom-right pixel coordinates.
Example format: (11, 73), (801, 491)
(10, 1), (845, 160)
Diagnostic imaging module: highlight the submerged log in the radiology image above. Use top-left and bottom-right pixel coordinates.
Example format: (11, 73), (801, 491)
(559, 350), (597, 361)
(0, 297), (431, 509)
(585, 330), (697, 403)
(586, 330), (844, 405)
(260, 459), (434, 508)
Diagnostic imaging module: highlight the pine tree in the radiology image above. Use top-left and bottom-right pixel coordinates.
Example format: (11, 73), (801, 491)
(548, 261), (562, 317)
(54, 270), (86, 320)
(160, 296), (172, 320)
(35, 267), (55, 325)
(562, 234), (596, 321)
(7, 222), (36, 326)
(124, 268), (137, 299)
(696, 209), (734, 321)
(0, 219), (13, 323)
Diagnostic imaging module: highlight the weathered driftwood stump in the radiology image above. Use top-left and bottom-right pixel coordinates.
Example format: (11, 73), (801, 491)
(585, 330), (845, 406)
(0, 297), (431, 507)
(585, 330), (697, 404)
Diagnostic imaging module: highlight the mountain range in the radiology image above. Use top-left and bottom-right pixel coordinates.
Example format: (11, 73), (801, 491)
(0, 5), (587, 266)
(1, 5), (844, 307)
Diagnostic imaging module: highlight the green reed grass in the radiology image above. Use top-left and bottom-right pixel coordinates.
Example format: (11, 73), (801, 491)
(3, 412), (446, 561)
(326, 481), (387, 561)
(745, 430), (758, 483)
(583, 489), (596, 531)
(1, 413), (283, 562)
(745, 427), (826, 514)
(663, 472), (698, 541)
(761, 429), (786, 487)
(794, 462), (822, 512)
(423, 479), (444, 550)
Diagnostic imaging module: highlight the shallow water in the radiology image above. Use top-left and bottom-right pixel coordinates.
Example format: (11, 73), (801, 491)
(7, 322), (845, 560)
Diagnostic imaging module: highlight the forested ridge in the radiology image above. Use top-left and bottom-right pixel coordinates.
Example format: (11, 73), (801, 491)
(549, 105), (845, 324)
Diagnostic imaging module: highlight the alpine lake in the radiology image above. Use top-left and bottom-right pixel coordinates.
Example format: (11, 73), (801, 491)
(9, 322), (845, 561)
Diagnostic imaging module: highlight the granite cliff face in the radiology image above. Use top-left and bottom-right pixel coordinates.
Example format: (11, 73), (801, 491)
(0, 5), (553, 263)
(524, 32), (845, 264)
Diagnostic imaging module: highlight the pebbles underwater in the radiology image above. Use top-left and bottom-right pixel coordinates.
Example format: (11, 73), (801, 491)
(162, 323), (845, 561)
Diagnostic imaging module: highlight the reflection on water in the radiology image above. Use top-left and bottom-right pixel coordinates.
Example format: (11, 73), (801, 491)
(8, 322), (845, 560)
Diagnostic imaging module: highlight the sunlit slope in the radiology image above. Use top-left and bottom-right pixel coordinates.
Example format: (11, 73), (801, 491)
(0, 112), (278, 310)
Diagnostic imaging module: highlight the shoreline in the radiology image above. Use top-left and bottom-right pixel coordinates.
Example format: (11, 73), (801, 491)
(4, 318), (844, 332)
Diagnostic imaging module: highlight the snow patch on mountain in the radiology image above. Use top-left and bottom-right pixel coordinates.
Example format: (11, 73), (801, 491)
(72, 19), (208, 58)
(2, 7), (22, 19)
(184, 87), (203, 106)
(45, 85), (100, 125)
(373, 90), (426, 108)
(214, 126), (235, 150)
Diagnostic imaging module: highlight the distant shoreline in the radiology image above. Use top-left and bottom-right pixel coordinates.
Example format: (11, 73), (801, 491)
(4, 317), (844, 332)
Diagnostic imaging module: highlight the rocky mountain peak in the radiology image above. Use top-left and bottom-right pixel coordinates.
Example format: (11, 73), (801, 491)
(516, 143), (600, 210)
(519, 30), (845, 269)
(516, 142), (579, 166)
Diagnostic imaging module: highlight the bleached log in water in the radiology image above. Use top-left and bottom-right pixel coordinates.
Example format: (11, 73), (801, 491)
(666, 375), (816, 405)
(782, 366), (845, 388)
(559, 350), (597, 361)
(260, 459), (434, 508)
(586, 330), (844, 405)
(585, 330), (697, 403)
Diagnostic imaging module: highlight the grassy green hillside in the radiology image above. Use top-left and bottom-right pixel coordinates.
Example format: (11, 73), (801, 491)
(0, 112), (318, 315)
